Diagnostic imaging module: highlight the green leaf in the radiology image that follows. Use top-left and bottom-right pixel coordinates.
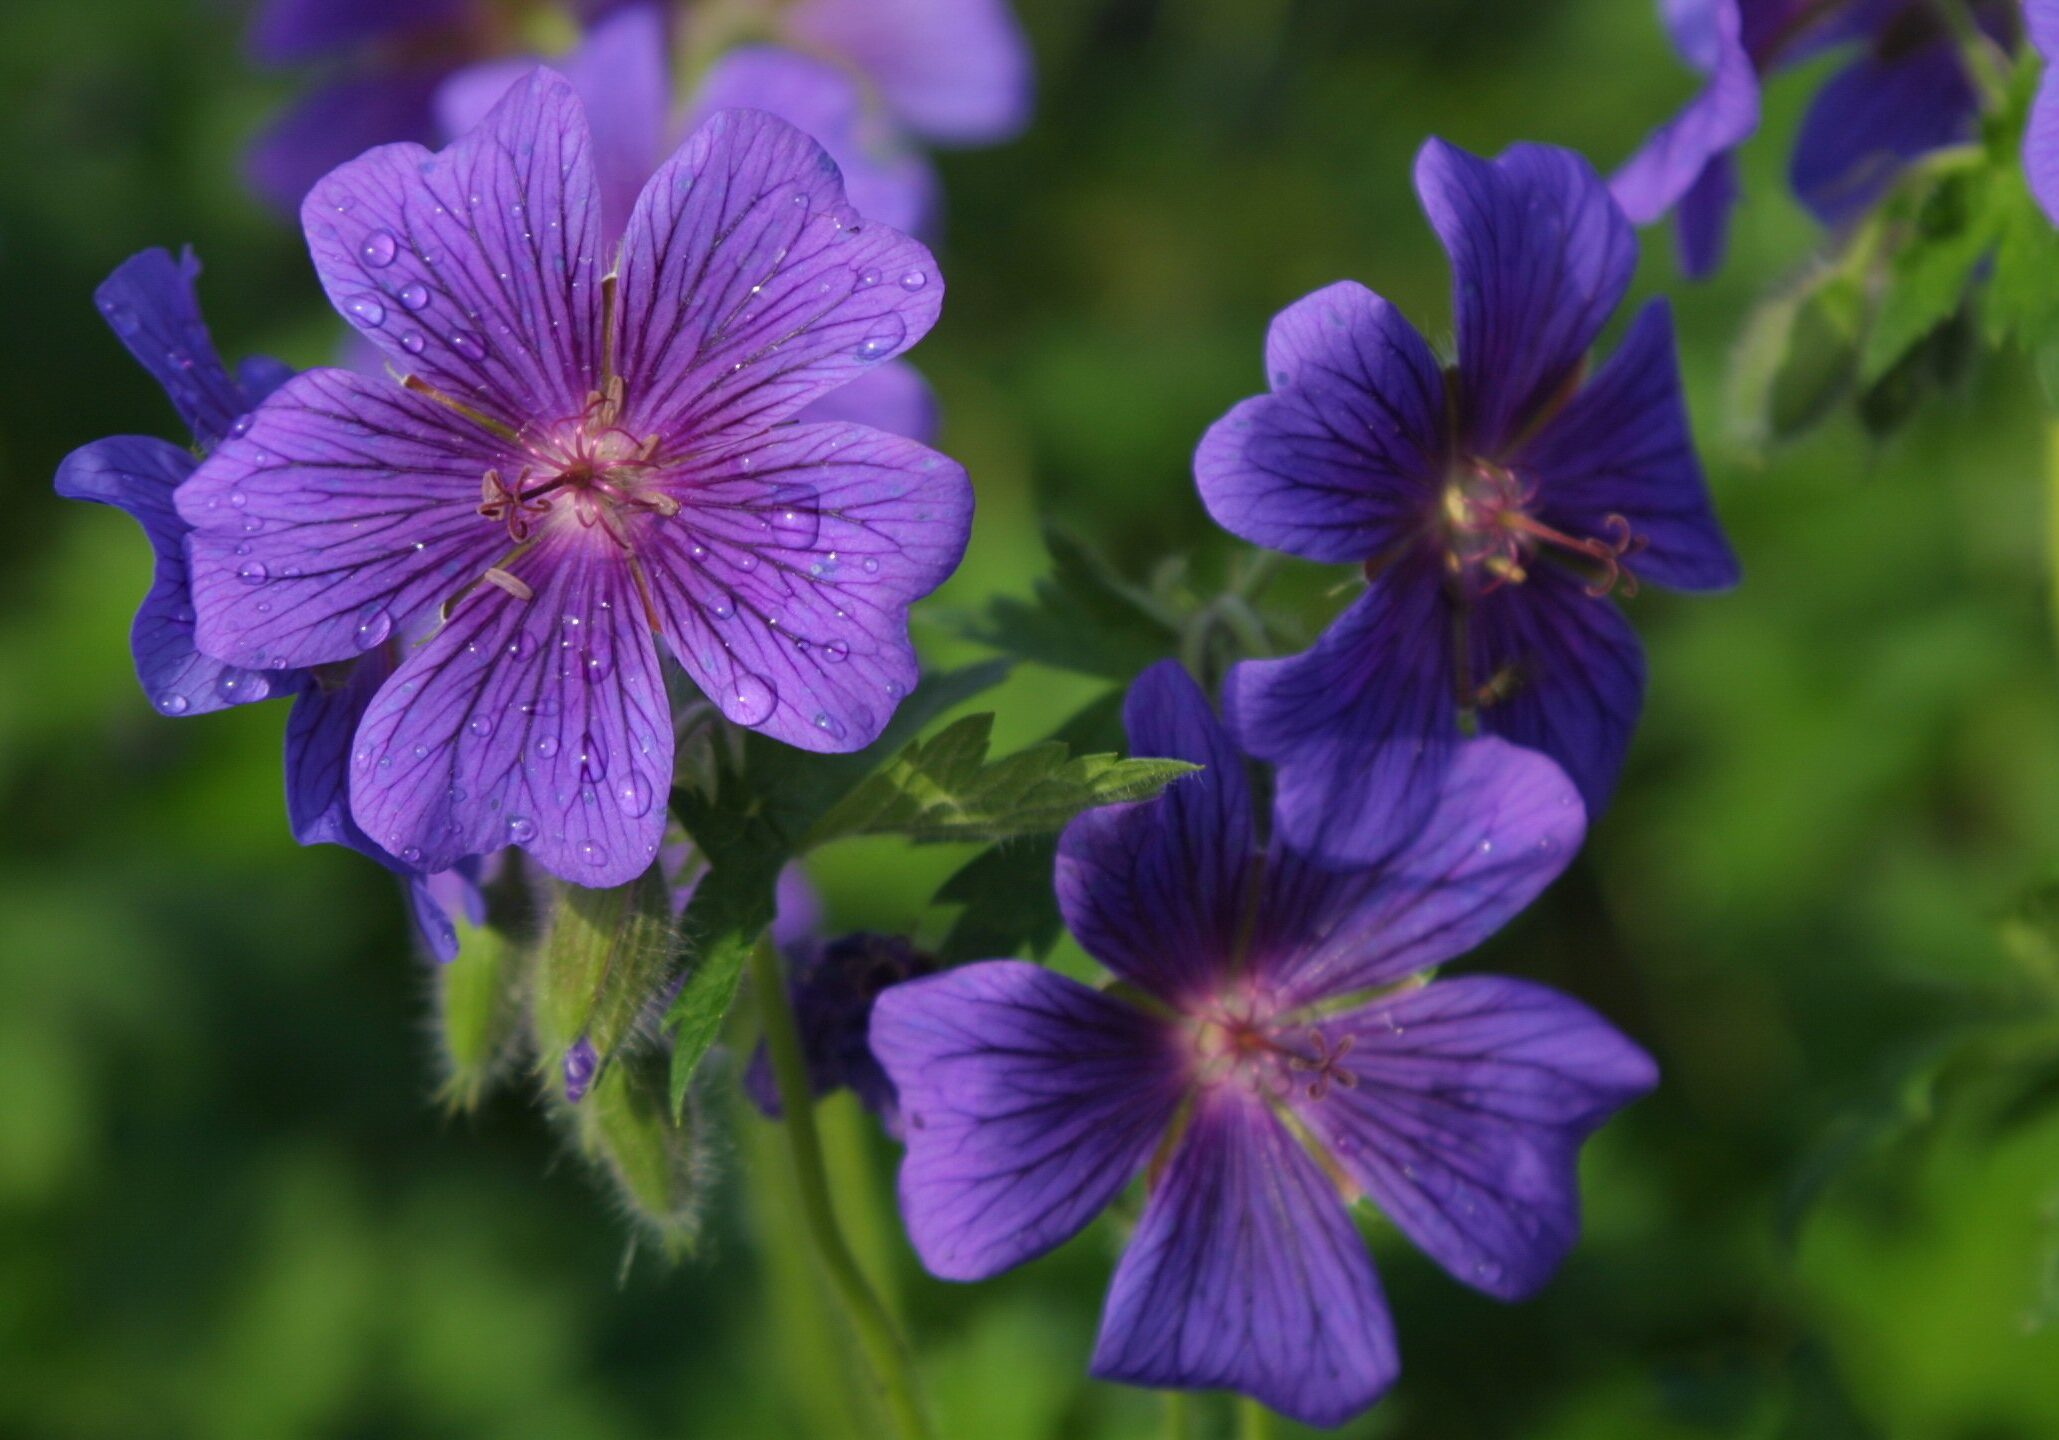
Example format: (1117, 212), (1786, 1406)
(953, 524), (1182, 678)
(806, 712), (1198, 847)
(1860, 168), (1996, 385)
(1729, 267), (1867, 449)
(934, 837), (1064, 963)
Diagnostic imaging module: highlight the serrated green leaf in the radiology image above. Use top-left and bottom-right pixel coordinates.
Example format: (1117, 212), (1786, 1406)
(934, 837), (1064, 962)
(954, 523), (1182, 678)
(1861, 168), (1997, 385)
(1729, 266), (1867, 449)
(805, 712), (1198, 846)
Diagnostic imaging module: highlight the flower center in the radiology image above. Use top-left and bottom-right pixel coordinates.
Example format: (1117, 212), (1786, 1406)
(477, 379), (679, 552)
(1189, 1002), (1356, 1104)
(1436, 458), (1643, 599)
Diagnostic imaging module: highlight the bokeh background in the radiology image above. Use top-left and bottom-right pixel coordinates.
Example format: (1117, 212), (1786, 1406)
(7, 0), (2059, 1436)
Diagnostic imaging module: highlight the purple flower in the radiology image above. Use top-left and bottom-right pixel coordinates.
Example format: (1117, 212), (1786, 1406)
(2028, 1), (2059, 224)
(178, 73), (972, 888)
(744, 932), (938, 1130)
(437, 8), (941, 439)
(1200, 139), (1737, 860)
(870, 663), (1655, 1426)
(55, 247), (479, 960)
(54, 248), (296, 719)
(778, 0), (1035, 147)
(1615, 0), (2010, 275)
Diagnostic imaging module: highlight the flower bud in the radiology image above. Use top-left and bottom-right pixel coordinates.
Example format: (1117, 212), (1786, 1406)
(570, 1047), (705, 1258)
(533, 865), (679, 1090)
(435, 912), (522, 1112)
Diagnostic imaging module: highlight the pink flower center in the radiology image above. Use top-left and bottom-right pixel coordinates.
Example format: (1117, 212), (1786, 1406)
(476, 379), (679, 552)
(1189, 999), (1357, 1104)
(1436, 458), (1643, 599)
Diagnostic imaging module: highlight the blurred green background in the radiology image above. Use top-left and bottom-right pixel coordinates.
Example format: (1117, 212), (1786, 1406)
(7, 0), (2059, 1435)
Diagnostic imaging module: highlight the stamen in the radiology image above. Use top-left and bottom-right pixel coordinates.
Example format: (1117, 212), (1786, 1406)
(482, 567), (533, 601)
(1288, 1029), (1358, 1102)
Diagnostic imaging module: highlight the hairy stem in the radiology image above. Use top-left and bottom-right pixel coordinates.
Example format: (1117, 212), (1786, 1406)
(753, 940), (934, 1440)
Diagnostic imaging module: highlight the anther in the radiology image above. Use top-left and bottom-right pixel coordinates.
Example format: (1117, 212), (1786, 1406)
(482, 567), (533, 601)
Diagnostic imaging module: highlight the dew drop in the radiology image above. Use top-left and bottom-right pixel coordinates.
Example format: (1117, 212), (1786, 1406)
(159, 692), (190, 714)
(507, 815), (537, 842)
(400, 845), (424, 865)
(398, 282), (431, 311)
(450, 329), (488, 360)
(360, 230), (399, 267)
(861, 557), (881, 574)
(853, 314), (906, 361)
(898, 269), (927, 291)
(400, 330), (427, 355)
(353, 608), (392, 651)
(467, 715), (494, 738)
(102, 301), (142, 336)
(228, 413), (255, 439)
(579, 841), (608, 867)
(768, 502), (820, 549)
(535, 733), (560, 758)
(812, 712), (846, 740)
(721, 672), (777, 725)
(577, 730), (608, 782)
(822, 638), (850, 663)
(736, 552), (759, 573)
(218, 670), (270, 703)
(237, 560), (269, 586)
(348, 296), (386, 327)
(614, 770), (653, 818)
(711, 593), (736, 620)
(854, 267), (881, 289)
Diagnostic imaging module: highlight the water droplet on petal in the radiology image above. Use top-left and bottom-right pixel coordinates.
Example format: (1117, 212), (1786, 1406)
(360, 230), (399, 268)
(535, 733), (560, 759)
(507, 815), (536, 842)
(614, 771), (653, 818)
(823, 638), (850, 663)
(399, 845), (424, 866)
(237, 560), (269, 586)
(450, 329), (488, 360)
(579, 841), (608, 867)
(898, 269), (927, 291)
(467, 715), (494, 738)
(159, 692), (190, 714)
(353, 608), (391, 651)
(721, 672), (777, 725)
(398, 282), (431, 311)
(768, 502), (820, 549)
(812, 712), (846, 740)
(228, 413), (255, 439)
(861, 557), (881, 574)
(578, 730), (608, 782)
(853, 314), (906, 361)
(711, 593), (736, 620)
(855, 267), (881, 289)
(348, 297), (386, 327)
(400, 330), (426, 355)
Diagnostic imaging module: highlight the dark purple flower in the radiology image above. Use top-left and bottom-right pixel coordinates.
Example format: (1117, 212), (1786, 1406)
(179, 73), (971, 888)
(778, 0), (1034, 147)
(1200, 139), (1737, 860)
(744, 932), (938, 1130)
(437, 8), (941, 439)
(1615, 0), (2009, 275)
(871, 663), (1654, 1426)
(55, 247), (479, 960)
(54, 248), (295, 719)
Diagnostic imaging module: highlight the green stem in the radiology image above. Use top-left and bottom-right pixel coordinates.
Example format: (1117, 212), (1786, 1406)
(1928, 0), (2009, 111)
(1161, 1391), (1193, 1440)
(753, 941), (934, 1440)
(1236, 1396), (1275, 1440)
(2046, 420), (2059, 650)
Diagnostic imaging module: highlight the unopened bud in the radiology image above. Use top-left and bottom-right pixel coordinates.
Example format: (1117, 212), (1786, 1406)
(571, 1047), (705, 1258)
(435, 912), (522, 1113)
(534, 865), (679, 1089)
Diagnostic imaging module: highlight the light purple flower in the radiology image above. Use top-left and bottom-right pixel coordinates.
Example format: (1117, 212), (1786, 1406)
(55, 247), (477, 960)
(2028, 1), (2059, 224)
(179, 72), (972, 888)
(776, 0), (1034, 146)
(1200, 139), (1737, 860)
(1616, 0), (2009, 275)
(437, 7), (941, 439)
(871, 663), (1655, 1426)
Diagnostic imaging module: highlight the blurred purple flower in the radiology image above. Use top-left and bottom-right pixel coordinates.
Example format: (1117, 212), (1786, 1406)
(871, 663), (1654, 1426)
(774, 0), (1034, 147)
(55, 247), (478, 960)
(438, 6), (942, 439)
(744, 931), (938, 1130)
(2027, 1), (2059, 224)
(1615, 0), (2011, 275)
(1200, 139), (1737, 861)
(179, 73), (971, 887)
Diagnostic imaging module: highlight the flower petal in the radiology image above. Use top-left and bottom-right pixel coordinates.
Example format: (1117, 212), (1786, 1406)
(55, 436), (285, 716)
(178, 367), (516, 671)
(1416, 139), (1636, 458)
(1092, 1094), (1398, 1428)
(1673, 150), (1739, 279)
(1054, 661), (1253, 1007)
(1610, 0), (1758, 228)
(1468, 566), (1648, 817)
(2030, 0), (2059, 225)
(693, 46), (940, 240)
(795, 359), (939, 442)
(785, 0), (1034, 145)
(1225, 553), (1457, 865)
(93, 248), (256, 450)
(348, 529), (672, 886)
(1258, 738), (1585, 1004)
(613, 108), (944, 441)
(247, 0), (462, 65)
(1196, 281), (1444, 564)
(286, 651), (397, 854)
(246, 68), (443, 217)
(1295, 976), (1656, 1301)
(1520, 299), (1739, 592)
(436, 4), (671, 249)
(640, 421), (971, 751)
(301, 68), (606, 425)
(870, 962), (1184, 1281)
(1789, 39), (1978, 228)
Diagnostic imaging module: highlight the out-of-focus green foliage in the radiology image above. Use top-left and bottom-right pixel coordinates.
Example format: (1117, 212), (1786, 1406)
(10, 1), (2059, 1436)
